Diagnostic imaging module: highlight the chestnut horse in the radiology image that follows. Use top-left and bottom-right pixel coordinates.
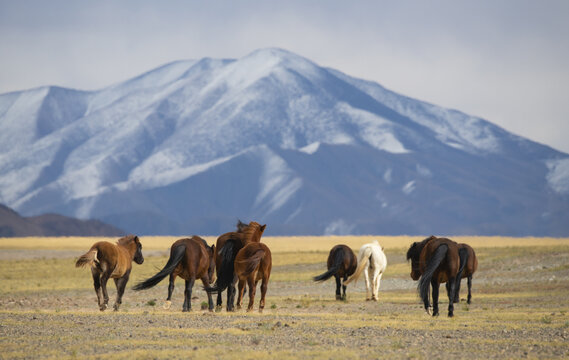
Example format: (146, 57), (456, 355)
(235, 242), (272, 312)
(133, 236), (215, 312)
(313, 244), (357, 300)
(75, 235), (144, 311)
(446, 243), (478, 304)
(208, 221), (267, 311)
(406, 236), (463, 317)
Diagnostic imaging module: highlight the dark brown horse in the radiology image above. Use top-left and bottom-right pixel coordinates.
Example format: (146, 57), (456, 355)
(133, 236), (215, 312)
(75, 235), (144, 311)
(406, 236), (462, 317)
(235, 242), (272, 312)
(446, 243), (478, 304)
(313, 244), (357, 300)
(208, 221), (267, 311)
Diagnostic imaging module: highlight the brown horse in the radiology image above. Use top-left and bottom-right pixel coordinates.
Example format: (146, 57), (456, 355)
(446, 243), (478, 304)
(406, 236), (461, 317)
(75, 235), (144, 311)
(313, 244), (357, 300)
(133, 236), (215, 312)
(208, 221), (267, 311)
(235, 242), (272, 312)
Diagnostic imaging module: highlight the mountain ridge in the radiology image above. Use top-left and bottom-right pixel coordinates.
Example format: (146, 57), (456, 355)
(0, 48), (567, 236)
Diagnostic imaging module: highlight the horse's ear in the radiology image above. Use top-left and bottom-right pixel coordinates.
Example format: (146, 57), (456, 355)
(211, 244), (215, 252)
(261, 224), (266, 232)
(134, 235), (140, 243)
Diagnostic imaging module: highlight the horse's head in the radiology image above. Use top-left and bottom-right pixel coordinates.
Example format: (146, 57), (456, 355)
(406, 242), (421, 280)
(207, 244), (216, 284)
(245, 221), (267, 243)
(133, 236), (144, 265)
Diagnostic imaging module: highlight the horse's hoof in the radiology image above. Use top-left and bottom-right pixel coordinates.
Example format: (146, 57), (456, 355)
(99, 304), (108, 311)
(163, 300), (172, 310)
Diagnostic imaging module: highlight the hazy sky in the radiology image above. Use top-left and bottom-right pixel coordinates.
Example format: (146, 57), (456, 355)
(1, 0), (568, 153)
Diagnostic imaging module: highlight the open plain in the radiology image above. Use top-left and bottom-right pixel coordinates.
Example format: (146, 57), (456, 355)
(1, 235), (568, 359)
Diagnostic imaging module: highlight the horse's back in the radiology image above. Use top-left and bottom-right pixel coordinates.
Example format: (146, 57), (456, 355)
(423, 238), (460, 282)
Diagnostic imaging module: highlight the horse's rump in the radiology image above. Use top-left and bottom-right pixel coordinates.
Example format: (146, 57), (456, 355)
(314, 245), (355, 282)
(133, 242), (186, 291)
(235, 243), (269, 278)
(345, 246), (372, 285)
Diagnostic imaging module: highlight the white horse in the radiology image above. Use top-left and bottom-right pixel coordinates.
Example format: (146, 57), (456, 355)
(345, 240), (387, 301)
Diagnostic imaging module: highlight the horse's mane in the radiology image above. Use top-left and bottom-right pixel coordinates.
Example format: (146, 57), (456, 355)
(117, 235), (137, 246)
(406, 235), (436, 261)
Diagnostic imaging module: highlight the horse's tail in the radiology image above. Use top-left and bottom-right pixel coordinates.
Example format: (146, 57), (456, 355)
(418, 244), (448, 311)
(75, 248), (98, 268)
(344, 246), (372, 285)
(237, 248), (265, 278)
(457, 247), (468, 280)
(313, 247), (345, 282)
(205, 239), (240, 293)
(133, 243), (186, 291)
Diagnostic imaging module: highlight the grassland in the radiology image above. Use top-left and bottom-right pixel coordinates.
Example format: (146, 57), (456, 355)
(1, 236), (569, 359)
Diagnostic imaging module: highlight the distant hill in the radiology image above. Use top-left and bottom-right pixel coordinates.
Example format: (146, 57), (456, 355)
(0, 204), (124, 237)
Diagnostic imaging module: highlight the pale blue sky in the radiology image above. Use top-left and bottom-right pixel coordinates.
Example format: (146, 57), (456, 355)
(1, 0), (568, 153)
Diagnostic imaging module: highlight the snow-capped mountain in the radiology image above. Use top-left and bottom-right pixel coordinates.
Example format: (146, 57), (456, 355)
(1, 48), (568, 236)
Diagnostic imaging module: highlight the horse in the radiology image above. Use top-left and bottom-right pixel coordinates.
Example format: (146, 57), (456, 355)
(133, 236), (215, 312)
(446, 243), (478, 304)
(344, 240), (387, 301)
(75, 235), (144, 311)
(234, 242), (272, 312)
(313, 244), (357, 300)
(406, 235), (464, 317)
(210, 221), (267, 311)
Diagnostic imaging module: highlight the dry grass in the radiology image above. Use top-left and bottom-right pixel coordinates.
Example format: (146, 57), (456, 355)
(1, 236), (569, 359)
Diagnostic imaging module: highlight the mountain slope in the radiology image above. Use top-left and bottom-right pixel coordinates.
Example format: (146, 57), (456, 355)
(0, 48), (567, 236)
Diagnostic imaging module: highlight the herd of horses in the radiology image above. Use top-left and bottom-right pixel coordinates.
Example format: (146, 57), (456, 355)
(75, 222), (477, 317)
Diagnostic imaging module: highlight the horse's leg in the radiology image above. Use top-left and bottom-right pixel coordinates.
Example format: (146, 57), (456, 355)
(454, 277), (462, 303)
(342, 274), (348, 300)
(113, 270), (130, 311)
(163, 273), (176, 310)
(91, 268), (103, 309)
(246, 276), (256, 312)
(99, 273), (111, 311)
(182, 278), (195, 312)
(335, 274), (342, 300)
(430, 279), (439, 317)
(227, 275), (237, 312)
(259, 276), (268, 313)
(236, 279), (245, 310)
(374, 271), (383, 302)
(467, 275), (473, 304)
(371, 267), (381, 301)
(447, 277), (456, 317)
(201, 276), (214, 312)
(216, 289), (223, 309)
(364, 267), (371, 301)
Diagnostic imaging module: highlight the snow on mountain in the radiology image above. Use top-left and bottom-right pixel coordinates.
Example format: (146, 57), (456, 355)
(0, 48), (568, 236)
